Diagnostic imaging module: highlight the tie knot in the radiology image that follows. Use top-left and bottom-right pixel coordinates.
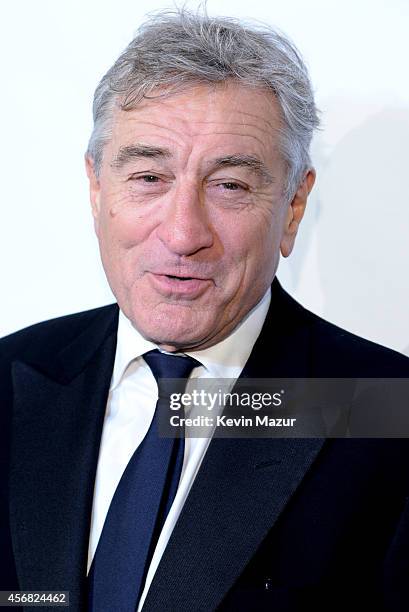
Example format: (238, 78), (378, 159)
(143, 349), (200, 389)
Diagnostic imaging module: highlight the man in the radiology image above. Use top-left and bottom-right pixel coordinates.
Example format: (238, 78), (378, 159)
(1, 9), (409, 612)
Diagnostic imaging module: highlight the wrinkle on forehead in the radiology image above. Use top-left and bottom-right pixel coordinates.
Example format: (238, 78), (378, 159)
(113, 82), (282, 131)
(107, 83), (285, 172)
(112, 117), (280, 143)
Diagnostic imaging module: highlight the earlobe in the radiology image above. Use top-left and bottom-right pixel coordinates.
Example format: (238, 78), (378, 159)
(280, 168), (316, 258)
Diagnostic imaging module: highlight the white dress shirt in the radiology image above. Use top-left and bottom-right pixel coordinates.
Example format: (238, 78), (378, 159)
(87, 288), (271, 610)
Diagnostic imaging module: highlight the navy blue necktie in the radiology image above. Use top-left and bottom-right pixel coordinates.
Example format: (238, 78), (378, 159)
(87, 349), (199, 612)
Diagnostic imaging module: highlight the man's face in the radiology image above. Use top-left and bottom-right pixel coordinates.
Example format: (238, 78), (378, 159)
(87, 82), (313, 351)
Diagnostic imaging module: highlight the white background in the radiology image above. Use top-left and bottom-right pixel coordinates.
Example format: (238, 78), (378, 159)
(1, 0), (408, 355)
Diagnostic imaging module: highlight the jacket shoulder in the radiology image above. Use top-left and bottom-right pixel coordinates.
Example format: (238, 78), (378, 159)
(304, 307), (409, 376)
(0, 304), (118, 365)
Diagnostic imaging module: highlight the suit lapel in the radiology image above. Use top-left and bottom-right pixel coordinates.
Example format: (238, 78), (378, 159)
(142, 438), (325, 612)
(142, 279), (326, 611)
(9, 306), (118, 611)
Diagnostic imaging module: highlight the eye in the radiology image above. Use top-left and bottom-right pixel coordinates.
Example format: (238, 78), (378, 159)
(127, 172), (161, 182)
(220, 182), (242, 190)
(207, 178), (250, 199)
(138, 174), (160, 183)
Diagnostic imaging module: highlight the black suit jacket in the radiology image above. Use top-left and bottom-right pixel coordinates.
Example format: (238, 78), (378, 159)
(1, 278), (409, 611)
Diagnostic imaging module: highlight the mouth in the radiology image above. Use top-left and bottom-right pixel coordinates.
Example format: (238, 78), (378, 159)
(148, 272), (212, 297)
(165, 274), (194, 281)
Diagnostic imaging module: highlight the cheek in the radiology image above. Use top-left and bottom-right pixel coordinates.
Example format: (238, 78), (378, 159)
(97, 180), (156, 245)
(217, 212), (279, 267)
(98, 203), (156, 254)
(230, 224), (281, 295)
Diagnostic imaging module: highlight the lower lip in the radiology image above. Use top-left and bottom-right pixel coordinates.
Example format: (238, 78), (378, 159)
(148, 273), (212, 298)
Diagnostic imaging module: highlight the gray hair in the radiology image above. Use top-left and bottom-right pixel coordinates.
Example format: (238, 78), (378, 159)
(86, 8), (319, 201)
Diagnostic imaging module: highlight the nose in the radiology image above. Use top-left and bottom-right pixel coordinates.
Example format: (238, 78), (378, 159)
(156, 181), (214, 256)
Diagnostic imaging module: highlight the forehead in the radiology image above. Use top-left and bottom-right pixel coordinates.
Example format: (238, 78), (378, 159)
(108, 82), (283, 160)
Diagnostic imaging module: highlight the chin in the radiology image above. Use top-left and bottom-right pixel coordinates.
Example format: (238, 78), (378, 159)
(130, 304), (212, 349)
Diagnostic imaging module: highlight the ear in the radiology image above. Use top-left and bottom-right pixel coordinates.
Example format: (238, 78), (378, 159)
(280, 168), (316, 258)
(85, 154), (101, 234)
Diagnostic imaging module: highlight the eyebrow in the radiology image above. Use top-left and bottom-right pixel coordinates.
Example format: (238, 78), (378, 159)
(111, 146), (275, 184)
(111, 144), (172, 169)
(208, 154), (275, 184)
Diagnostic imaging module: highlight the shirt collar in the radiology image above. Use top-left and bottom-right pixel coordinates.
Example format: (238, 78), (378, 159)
(111, 287), (271, 390)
